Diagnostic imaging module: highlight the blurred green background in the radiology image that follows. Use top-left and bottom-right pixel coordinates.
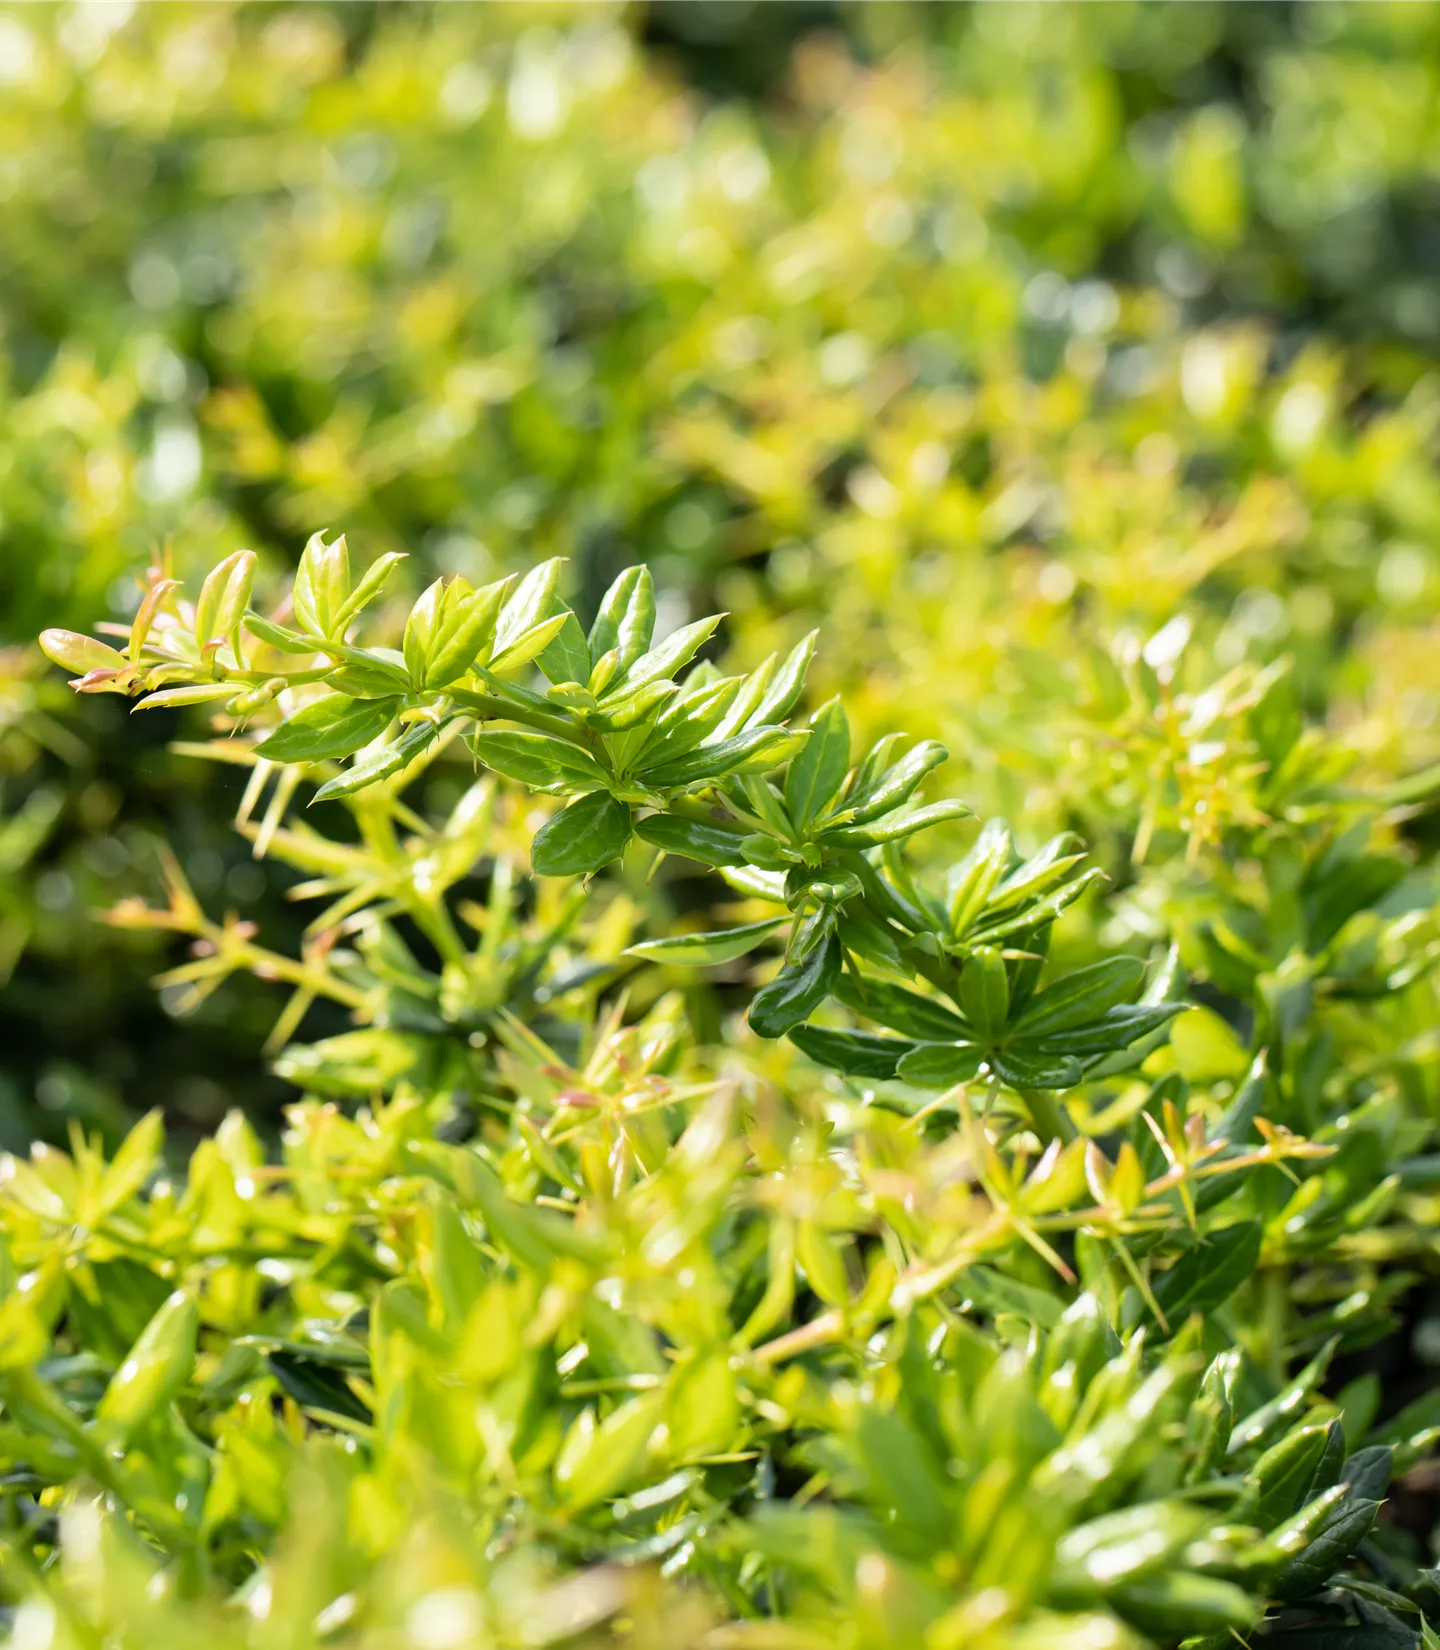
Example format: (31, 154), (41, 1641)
(6, 0), (1440, 1147)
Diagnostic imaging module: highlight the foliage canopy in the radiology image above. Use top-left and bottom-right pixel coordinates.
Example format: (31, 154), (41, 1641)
(5, 4), (1440, 1648)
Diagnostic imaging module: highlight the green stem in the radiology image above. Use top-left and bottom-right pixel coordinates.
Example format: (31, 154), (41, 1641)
(447, 689), (577, 742)
(1018, 1087), (1077, 1146)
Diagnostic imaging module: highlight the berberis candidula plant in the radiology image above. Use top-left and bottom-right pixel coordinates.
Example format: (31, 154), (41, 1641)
(20, 537), (1440, 1650)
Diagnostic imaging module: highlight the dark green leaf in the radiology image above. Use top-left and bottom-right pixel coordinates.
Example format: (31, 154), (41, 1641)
(896, 1042), (985, 1086)
(835, 974), (969, 1040)
(789, 1024), (919, 1078)
(959, 947), (1009, 1039)
(990, 1047), (1083, 1089)
(633, 813), (748, 867)
(1032, 1004), (1184, 1056)
(1271, 1492), (1381, 1600)
(267, 1351), (372, 1425)
(531, 792), (633, 877)
(1152, 1221), (1262, 1322)
(1247, 1422), (1332, 1525)
(644, 725), (805, 788)
(1012, 957), (1146, 1036)
(469, 730), (609, 793)
(748, 927), (842, 1039)
(1342, 1444), (1393, 1502)
(255, 694), (401, 763)
(784, 697), (850, 828)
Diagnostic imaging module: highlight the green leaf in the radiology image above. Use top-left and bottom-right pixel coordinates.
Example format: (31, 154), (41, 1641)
(428, 578), (511, 686)
(404, 577), (463, 684)
(136, 684), (244, 711)
(964, 1265), (1065, 1328)
(1051, 1501), (1207, 1601)
(990, 1047), (1084, 1089)
(989, 833), (1087, 913)
(784, 697), (850, 828)
(744, 630), (817, 727)
(959, 946), (1009, 1039)
(1246, 1422), (1333, 1526)
(633, 813), (749, 867)
(840, 739), (947, 827)
(621, 613), (723, 693)
(588, 566), (655, 671)
(292, 530), (350, 638)
(538, 610), (593, 686)
(587, 678), (678, 732)
(268, 1349), (372, 1424)
(272, 1028), (428, 1096)
(1271, 1486), (1381, 1600)
(819, 798), (974, 847)
(1030, 1004), (1183, 1056)
(328, 650), (413, 698)
(194, 550), (257, 647)
(555, 1392), (663, 1511)
(492, 558), (564, 658)
(854, 1408), (953, 1543)
(243, 611), (321, 654)
(98, 1110), (164, 1216)
(837, 910), (908, 973)
(749, 926), (842, 1038)
(1111, 1571), (1258, 1637)
(94, 1292), (197, 1441)
(948, 819), (1013, 936)
(469, 730), (609, 793)
(634, 675), (740, 759)
(1012, 958), (1147, 1036)
(968, 866), (1108, 945)
(666, 1349), (739, 1461)
(487, 611), (572, 675)
(722, 865), (786, 901)
(333, 551), (407, 633)
(1341, 1444), (1394, 1502)
(1229, 1337), (1340, 1453)
(626, 917), (785, 967)
(834, 974), (969, 1040)
(530, 791), (633, 877)
(1152, 1221), (1262, 1322)
(39, 628), (128, 675)
(896, 1042), (985, 1086)
(311, 719), (440, 801)
(255, 694), (401, 763)
(789, 1024), (919, 1078)
(644, 725), (806, 788)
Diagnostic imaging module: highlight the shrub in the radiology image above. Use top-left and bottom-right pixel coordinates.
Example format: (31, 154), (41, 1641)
(9, 2), (1440, 1140)
(6, 8), (1440, 1647)
(9, 540), (1440, 1648)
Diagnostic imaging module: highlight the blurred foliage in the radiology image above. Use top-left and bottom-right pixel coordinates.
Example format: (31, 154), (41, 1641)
(8, 0), (1440, 1134)
(8, 0), (1440, 1644)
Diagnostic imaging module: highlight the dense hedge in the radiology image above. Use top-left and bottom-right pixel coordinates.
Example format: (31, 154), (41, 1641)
(6, 4), (1440, 1646)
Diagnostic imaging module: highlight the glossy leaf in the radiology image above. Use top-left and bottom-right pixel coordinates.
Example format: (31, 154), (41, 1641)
(255, 694), (402, 764)
(531, 791), (633, 877)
